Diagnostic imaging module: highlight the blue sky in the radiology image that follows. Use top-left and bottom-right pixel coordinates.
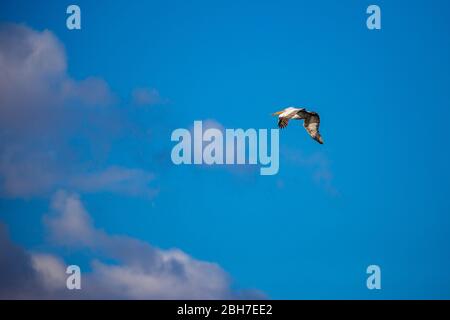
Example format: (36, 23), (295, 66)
(0, 0), (450, 299)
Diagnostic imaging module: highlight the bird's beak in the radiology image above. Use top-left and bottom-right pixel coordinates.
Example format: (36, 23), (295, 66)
(272, 111), (283, 116)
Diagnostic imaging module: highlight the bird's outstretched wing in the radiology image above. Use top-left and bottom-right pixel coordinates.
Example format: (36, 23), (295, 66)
(303, 112), (324, 144)
(278, 117), (289, 129)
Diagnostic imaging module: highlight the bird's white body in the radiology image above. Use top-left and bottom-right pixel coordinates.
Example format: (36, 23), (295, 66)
(278, 107), (303, 119)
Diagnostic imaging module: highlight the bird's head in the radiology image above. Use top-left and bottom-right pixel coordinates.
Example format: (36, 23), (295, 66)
(271, 110), (284, 116)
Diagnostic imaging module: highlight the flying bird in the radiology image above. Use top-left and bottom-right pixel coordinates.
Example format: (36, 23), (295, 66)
(272, 107), (324, 144)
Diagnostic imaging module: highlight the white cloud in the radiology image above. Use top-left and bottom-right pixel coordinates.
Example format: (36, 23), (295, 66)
(39, 190), (259, 299)
(31, 254), (67, 292)
(0, 24), (158, 199)
(0, 24), (114, 120)
(1, 191), (265, 299)
(87, 254), (231, 299)
(45, 191), (96, 246)
(0, 24), (66, 110)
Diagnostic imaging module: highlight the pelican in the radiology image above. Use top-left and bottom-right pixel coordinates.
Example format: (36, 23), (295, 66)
(272, 107), (324, 144)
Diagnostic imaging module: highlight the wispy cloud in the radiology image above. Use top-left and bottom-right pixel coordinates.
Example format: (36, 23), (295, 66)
(282, 147), (339, 196)
(69, 166), (158, 198)
(0, 148), (158, 198)
(132, 87), (168, 106)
